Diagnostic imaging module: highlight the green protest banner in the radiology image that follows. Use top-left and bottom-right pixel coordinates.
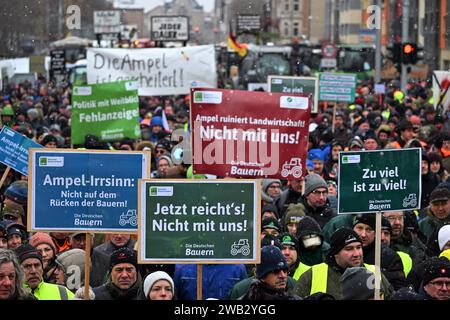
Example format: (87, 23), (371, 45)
(138, 180), (260, 264)
(338, 148), (421, 214)
(318, 72), (357, 102)
(71, 80), (140, 145)
(268, 75), (318, 112)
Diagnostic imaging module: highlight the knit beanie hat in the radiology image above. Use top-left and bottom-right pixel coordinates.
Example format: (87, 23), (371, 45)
(352, 213), (376, 230)
(304, 173), (328, 197)
(278, 232), (299, 252)
(308, 149), (325, 162)
(438, 225), (450, 251)
(340, 267), (383, 300)
(1, 202), (25, 219)
(261, 234), (282, 250)
(261, 217), (280, 232)
(422, 257), (450, 286)
(110, 247), (138, 269)
(4, 180), (28, 204)
(296, 216), (323, 239)
(143, 271), (174, 298)
(6, 223), (27, 240)
(256, 245), (288, 279)
(261, 204), (279, 219)
(15, 243), (43, 265)
(328, 228), (362, 258)
(283, 203), (306, 226)
(262, 179), (282, 193)
(29, 232), (56, 254)
(157, 155), (173, 167)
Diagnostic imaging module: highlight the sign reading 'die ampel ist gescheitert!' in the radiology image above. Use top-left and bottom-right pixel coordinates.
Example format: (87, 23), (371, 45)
(71, 80), (140, 145)
(190, 88), (312, 180)
(338, 148), (421, 214)
(87, 45), (217, 96)
(0, 126), (42, 176)
(138, 180), (260, 263)
(29, 149), (150, 232)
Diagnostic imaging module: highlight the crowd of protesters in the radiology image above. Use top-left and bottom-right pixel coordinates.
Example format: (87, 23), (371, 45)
(0, 73), (449, 301)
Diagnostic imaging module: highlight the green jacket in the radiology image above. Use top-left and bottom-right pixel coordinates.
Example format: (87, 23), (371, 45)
(228, 276), (297, 300)
(298, 242), (330, 266)
(293, 262), (393, 300)
(418, 208), (450, 242)
(322, 214), (355, 243)
(390, 230), (426, 267)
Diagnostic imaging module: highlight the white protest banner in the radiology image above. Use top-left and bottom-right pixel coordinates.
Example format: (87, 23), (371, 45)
(433, 71), (450, 110)
(87, 45), (217, 96)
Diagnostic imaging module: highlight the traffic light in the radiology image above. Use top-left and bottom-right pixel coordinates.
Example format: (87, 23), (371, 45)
(401, 43), (417, 64)
(386, 43), (402, 64)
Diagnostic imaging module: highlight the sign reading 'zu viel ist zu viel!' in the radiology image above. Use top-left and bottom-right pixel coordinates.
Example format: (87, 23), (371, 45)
(338, 148), (421, 214)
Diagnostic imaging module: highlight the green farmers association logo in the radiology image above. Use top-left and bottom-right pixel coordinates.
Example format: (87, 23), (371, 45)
(342, 155), (360, 164)
(39, 157), (47, 166)
(149, 186), (173, 197)
(194, 91), (203, 102)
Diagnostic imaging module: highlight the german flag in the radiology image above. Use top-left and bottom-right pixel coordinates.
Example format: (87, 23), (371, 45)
(227, 34), (248, 57)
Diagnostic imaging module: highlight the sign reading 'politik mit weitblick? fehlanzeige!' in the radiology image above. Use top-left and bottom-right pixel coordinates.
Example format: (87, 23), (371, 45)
(190, 88), (312, 179)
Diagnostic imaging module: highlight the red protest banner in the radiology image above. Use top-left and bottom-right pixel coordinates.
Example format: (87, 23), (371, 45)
(190, 88), (311, 179)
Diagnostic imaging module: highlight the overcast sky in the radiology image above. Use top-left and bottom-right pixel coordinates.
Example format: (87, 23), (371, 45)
(133, 0), (214, 13)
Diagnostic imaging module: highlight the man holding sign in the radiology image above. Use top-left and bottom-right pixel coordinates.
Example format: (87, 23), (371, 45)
(352, 214), (406, 290)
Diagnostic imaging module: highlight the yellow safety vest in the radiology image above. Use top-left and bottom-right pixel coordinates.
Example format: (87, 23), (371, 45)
(396, 251), (412, 278)
(293, 262), (311, 280)
(310, 263), (376, 295)
(25, 281), (74, 300)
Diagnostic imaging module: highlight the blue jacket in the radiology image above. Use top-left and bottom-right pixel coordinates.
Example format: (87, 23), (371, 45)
(174, 264), (247, 300)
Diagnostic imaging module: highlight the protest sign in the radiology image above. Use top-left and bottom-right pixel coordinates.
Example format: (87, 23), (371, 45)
(87, 45), (217, 96)
(268, 75), (318, 113)
(190, 88), (311, 179)
(71, 80), (140, 145)
(433, 71), (450, 110)
(151, 16), (189, 41)
(0, 126), (42, 176)
(318, 73), (357, 102)
(29, 149), (150, 232)
(338, 148), (421, 214)
(138, 180), (260, 263)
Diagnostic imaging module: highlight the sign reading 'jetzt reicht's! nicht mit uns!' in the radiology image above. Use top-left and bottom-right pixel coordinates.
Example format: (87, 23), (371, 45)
(138, 180), (260, 264)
